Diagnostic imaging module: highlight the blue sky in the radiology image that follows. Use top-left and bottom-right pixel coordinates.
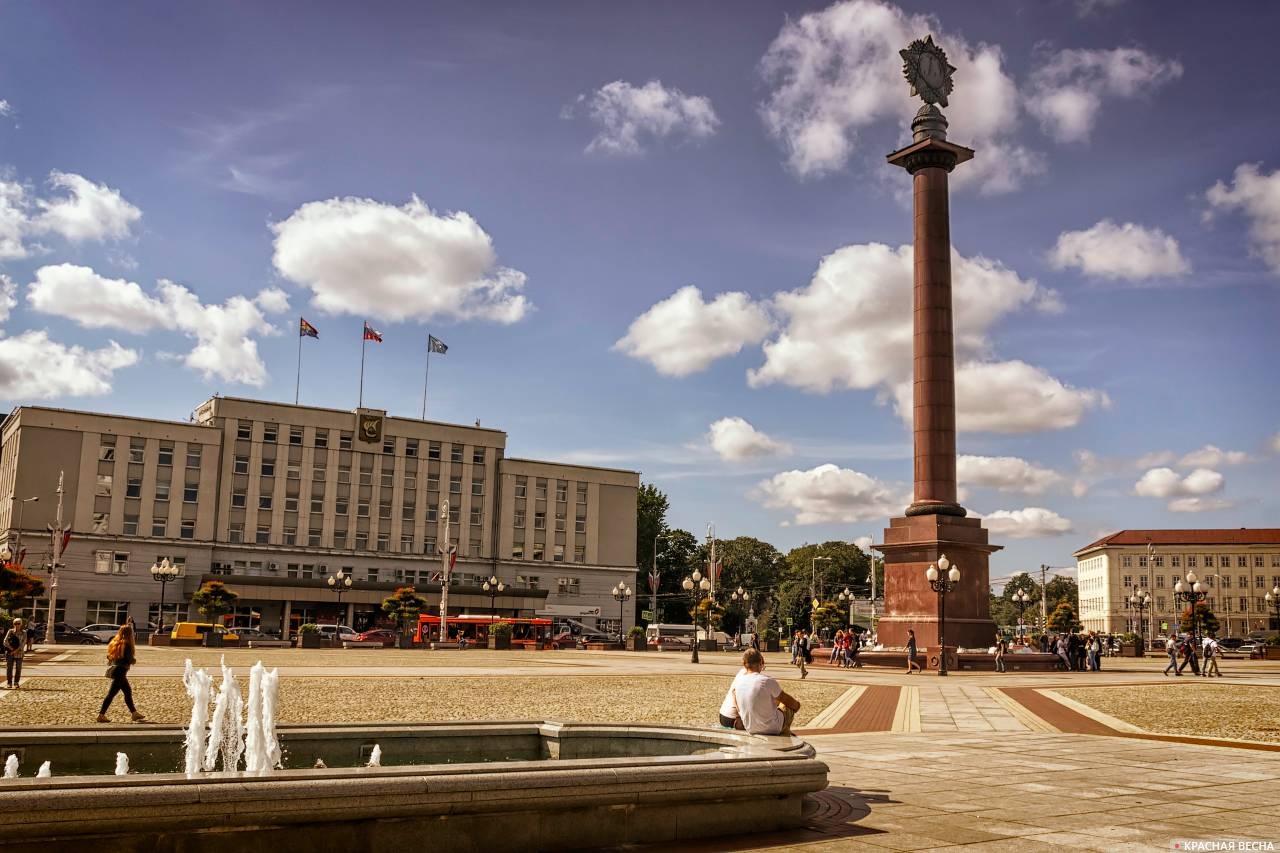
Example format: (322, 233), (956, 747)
(1, 0), (1277, 585)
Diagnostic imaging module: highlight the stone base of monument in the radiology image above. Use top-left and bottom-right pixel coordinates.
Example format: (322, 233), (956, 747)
(0, 721), (828, 852)
(848, 649), (1064, 672)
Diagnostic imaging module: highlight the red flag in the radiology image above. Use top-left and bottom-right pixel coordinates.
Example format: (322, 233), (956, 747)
(61, 530), (72, 552)
(363, 322), (383, 343)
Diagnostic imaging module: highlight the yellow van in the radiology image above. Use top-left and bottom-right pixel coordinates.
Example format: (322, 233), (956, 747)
(170, 622), (239, 646)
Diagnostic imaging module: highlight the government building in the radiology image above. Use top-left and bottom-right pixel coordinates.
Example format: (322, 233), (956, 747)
(0, 396), (639, 639)
(1074, 529), (1280, 638)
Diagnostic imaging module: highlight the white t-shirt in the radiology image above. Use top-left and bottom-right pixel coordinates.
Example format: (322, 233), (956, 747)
(719, 667), (749, 719)
(733, 671), (784, 734)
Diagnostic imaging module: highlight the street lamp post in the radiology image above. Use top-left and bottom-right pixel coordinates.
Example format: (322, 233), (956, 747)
(732, 586), (752, 640)
(681, 570), (711, 664)
(837, 587), (852, 630)
(1173, 572), (1207, 650)
(150, 558), (179, 634)
(926, 555), (960, 676)
(1014, 590), (1032, 645)
(326, 569), (353, 630)
(482, 576), (505, 617)
(1128, 588), (1151, 652)
(1264, 585), (1280, 633)
(612, 582), (632, 643)
(810, 556), (832, 631)
(10, 496), (38, 558)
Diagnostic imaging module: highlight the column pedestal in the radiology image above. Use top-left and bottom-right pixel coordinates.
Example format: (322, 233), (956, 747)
(876, 513), (1000, 653)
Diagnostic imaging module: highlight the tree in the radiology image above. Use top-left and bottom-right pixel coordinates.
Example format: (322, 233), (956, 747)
(0, 561), (44, 614)
(991, 572), (1043, 631)
(1179, 600), (1219, 635)
(191, 581), (238, 622)
(654, 528), (699, 624)
(382, 587), (429, 637)
(1045, 600), (1081, 633)
(636, 483), (669, 574)
(1044, 576), (1079, 612)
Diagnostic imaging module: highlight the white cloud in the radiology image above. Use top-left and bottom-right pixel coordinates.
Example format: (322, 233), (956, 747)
(0, 171), (140, 259)
(271, 195), (530, 324)
(705, 417), (791, 461)
(1168, 497), (1235, 513)
(751, 463), (903, 526)
(616, 285), (772, 377)
(0, 330), (138, 398)
(757, 0), (1042, 193)
(0, 275), (14, 325)
(1134, 450), (1176, 468)
(1028, 47), (1183, 143)
(0, 100), (12, 117)
(570, 80), (719, 155)
(957, 455), (1064, 495)
(744, 241), (1102, 433)
(977, 507), (1074, 539)
(1271, 432), (1280, 454)
(1205, 163), (1280, 276)
(1050, 220), (1189, 281)
(33, 171), (141, 243)
(853, 535), (875, 552)
(26, 264), (286, 386)
(1133, 466), (1224, 499)
(1177, 445), (1248, 468)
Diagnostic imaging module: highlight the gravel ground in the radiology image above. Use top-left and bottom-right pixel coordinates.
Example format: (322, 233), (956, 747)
(2, 675), (848, 728)
(1059, 684), (1280, 743)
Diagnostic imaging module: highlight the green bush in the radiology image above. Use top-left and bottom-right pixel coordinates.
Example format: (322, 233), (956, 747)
(490, 621), (513, 639)
(763, 627), (779, 641)
(627, 625), (646, 638)
(1265, 635), (1280, 647)
(298, 623), (319, 635)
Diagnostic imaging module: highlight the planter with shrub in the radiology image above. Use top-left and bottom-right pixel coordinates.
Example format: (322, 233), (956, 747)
(298, 623), (321, 649)
(490, 621), (513, 650)
(625, 626), (647, 651)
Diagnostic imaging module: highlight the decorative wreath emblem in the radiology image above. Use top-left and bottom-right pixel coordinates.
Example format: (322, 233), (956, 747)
(900, 35), (956, 107)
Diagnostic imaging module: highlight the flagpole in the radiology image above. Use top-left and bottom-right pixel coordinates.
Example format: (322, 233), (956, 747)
(421, 343), (431, 420)
(294, 323), (303, 405)
(358, 325), (367, 409)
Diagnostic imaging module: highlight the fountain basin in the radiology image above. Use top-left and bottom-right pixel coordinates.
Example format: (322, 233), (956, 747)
(0, 721), (827, 851)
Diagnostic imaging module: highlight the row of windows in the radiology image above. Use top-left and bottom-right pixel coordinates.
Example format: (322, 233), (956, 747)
(1130, 596), (1271, 613)
(1123, 574), (1280, 590)
(235, 420), (489, 463)
(513, 477), (588, 503)
(1122, 553), (1280, 569)
(91, 552), (187, 576)
(97, 475), (201, 504)
(229, 465), (485, 495)
(100, 437), (202, 468)
(510, 543), (586, 563)
(513, 510), (587, 533)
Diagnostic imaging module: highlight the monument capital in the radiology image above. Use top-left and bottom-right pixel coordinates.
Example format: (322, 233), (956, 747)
(900, 35), (956, 109)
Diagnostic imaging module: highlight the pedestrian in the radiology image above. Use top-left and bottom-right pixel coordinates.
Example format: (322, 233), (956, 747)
(994, 633), (1006, 673)
(829, 629), (843, 665)
(1088, 632), (1102, 672)
(98, 623), (145, 723)
(4, 618), (25, 689)
(1055, 634), (1071, 670)
(750, 632), (761, 653)
(1163, 635), (1180, 676)
(1203, 634), (1222, 678)
(1176, 634), (1199, 676)
(798, 630), (810, 680)
(905, 628), (921, 674)
(23, 620), (35, 653)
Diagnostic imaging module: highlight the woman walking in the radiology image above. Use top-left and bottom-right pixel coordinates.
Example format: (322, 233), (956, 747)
(905, 628), (921, 674)
(3, 618), (25, 688)
(994, 633), (1007, 673)
(98, 623), (145, 723)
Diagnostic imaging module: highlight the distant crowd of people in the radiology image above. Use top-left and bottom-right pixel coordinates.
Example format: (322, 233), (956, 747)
(1161, 633), (1225, 677)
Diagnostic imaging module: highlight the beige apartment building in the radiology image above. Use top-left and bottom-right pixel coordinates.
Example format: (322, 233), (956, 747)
(1074, 529), (1280, 638)
(0, 396), (638, 638)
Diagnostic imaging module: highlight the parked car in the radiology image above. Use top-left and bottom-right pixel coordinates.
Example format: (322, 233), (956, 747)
(1217, 637), (1246, 651)
(80, 623), (123, 642)
(352, 628), (396, 646)
(314, 625), (359, 641)
(30, 623), (102, 644)
(170, 622), (240, 644)
(1236, 641), (1261, 657)
(233, 627), (274, 642)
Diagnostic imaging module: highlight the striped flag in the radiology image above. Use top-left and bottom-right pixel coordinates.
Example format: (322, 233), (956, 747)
(299, 318), (319, 338)
(363, 322), (383, 343)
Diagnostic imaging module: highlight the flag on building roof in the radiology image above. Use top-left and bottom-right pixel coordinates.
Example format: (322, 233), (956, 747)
(363, 323), (383, 343)
(299, 318), (319, 338)
(428, 334), (448, 354)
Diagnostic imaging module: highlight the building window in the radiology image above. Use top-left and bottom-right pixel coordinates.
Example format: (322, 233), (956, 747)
(309, 529), (322, 547)
(471, 480), (484, 496)
(152, 520), (167, 537)
(1256, 575), (1266, 588)
(1254, 555), (1265, 568)
(186, 448), (201, 469)
(557, 576), (579, 595)
(556, 482), (567, 502)
(555, 517), (566, 532)
(286, 465), (300, 480)
(257, 527), (271, 545)
(1273, 555), (1280, 568)
(515, 478), (527, 498)
(259, 495), (273, 510)
(234, 456), (249, 475)
(470, 507), (482, 525)
(93, 512), (108, 534)
(513, 510), (525, 528)
(158, 445), (173, 466)
(532, 545), (544, 561)
(1138, 556), (1147, 568)
(231, 493), (246, 508)
(380, 472), (393, 489)
(94, 551), (129, 575)
(512, 544), (524, 560)
(450, 444), (463, 463)
(1155, 575), (1165, 588)
(575, 518), (586, 534)
(1170, 555), (1181, 568)
(261, 460), (275, 477)
(1237, 555), (1248, 568)
(427, 442), (441, 460)
(1205, 575), (1215, 588)
(1155, 596), (1165, 610)
(359, 469), (373, 486)
(535, 479), (547, 500)
(553, 545), (564, 562)
(335, 499), (348, 516)
(382, 437), (395, 455)
(1139, 575), (1148, 587)
(1219, 555), (1230, 568)
(401, 534), (414, 552)
(577, 483), (587, 504)
(1187, 556), (1197, 568)
(469, 537), (482, 554)
(289, 427), (303, 446)
(357, 502), (369, 517)
(449, 476), (461, 494)
(86, 600), (130, 624)
(426, 504), (437, 522)
(516, 574), (540, 590)
(379, 502), (392, 520)
(472, 448), (485, 464)
(1240, 596), (1248, 612)
(1153, 556), (1164, 568)
(314, 429), (328, 450)
(96, 474), (113, 497)
(449, 505), (460, 523)
(1122, 575), (1132, 588)
(1239, 575), (1248, 588)
(1121, 556), (1132, 568)
(424, 536), (436, 554)
(122, 515), (138, 535)
(125, 478), (141, 498)
(309, 498), (323, 514)
(1221, 575), (1231, 588)
(574, 546), (585, 563)
(376, 533), (389, 551)
(534, 512), (545, 529)
(237, 421), (253, 440)
(180, 521), (194, 540)
(262, 424), (278, 443)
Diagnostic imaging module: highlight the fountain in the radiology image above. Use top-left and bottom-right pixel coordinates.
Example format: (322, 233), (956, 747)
(34, 761), (49, 778)
(366, 743), (382, 767)
(114, 753), (128, 776)
(3, 755), (16, 779)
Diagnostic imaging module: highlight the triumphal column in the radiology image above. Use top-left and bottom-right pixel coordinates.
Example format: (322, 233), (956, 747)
(877, 36), (998, 663)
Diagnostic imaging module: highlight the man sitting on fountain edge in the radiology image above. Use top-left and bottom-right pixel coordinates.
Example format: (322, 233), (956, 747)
(732, 649), (800, 736)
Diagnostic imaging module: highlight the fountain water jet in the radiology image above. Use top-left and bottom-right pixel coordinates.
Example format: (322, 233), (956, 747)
(114, 753), (129, 775)
(35, 762), (50, 778)
(182, 660), (212, 775)
(2, 755), (16, 778)
(366, 744), (382, 767)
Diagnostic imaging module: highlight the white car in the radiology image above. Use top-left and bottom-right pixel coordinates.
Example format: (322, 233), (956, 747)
(315, 625), (358, 640)
(80, 623), (123, 642)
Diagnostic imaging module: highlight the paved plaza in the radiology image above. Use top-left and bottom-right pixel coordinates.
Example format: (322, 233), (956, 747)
(4, 646), (1280, 851)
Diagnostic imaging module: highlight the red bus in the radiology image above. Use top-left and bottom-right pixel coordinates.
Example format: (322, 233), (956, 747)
(415, 614), (553, 647)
